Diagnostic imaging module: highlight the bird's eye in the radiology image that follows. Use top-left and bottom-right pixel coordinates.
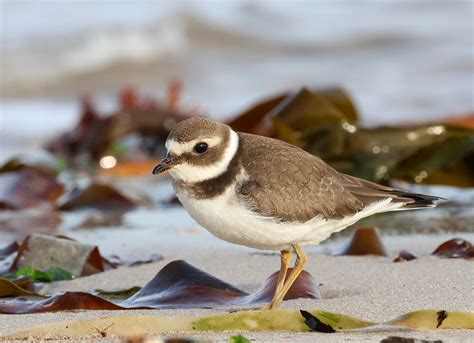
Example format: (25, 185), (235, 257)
(193, 142), (208, 154)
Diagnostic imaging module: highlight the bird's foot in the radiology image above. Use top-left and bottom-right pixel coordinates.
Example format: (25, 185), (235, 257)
(258, 302), (281, 310)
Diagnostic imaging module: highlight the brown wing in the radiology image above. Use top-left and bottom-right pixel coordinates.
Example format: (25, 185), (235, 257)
(237, 133), (440, 223)
(237, 133), (366, 222)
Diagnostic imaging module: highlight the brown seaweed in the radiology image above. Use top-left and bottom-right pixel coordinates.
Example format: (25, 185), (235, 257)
(106, 254), (163, 267)
(0, 277), (40, 298)
(0, 165), (65, 210)
(393, 250), (417, 262)
(0, 260), (319, 313)
(1, 234), (162, 277)
(227, 93), (285, 136)
(393, 238), (474, 262)
(227, 87), (356, 136)
(237, 87), (474, 186)
(431, 238), (474, 259)
(380, 337), (442, 343)
(300, 123), (473, 185)
(58, 182), (138, 211)
(40, 85), (474, 187)
(9, 234), (111, 277)
(0, 208), (62, 241)
(0, 242), (19, 259)
(45, 84), (195, 168)
(271, 87), (357, 149)
(336, 227), (388, 256)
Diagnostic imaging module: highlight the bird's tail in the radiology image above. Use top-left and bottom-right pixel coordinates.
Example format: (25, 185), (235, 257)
(340, 173), (446, 211)
(388, 190), (446, 210)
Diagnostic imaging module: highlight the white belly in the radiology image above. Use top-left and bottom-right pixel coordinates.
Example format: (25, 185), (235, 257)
(176, 182), (400, 251)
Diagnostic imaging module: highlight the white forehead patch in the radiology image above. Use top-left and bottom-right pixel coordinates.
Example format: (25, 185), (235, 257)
(166, 136), (222, 156)
(168, 130), (239, 183)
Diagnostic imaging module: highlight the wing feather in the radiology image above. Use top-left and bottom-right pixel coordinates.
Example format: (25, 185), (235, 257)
(237, 133), (442, 223)
(237, 133), (364, 222)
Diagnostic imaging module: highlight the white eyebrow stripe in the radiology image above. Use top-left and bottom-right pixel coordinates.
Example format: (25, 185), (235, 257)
(168, 130), (239, 183)
(166, 137), (222, 155)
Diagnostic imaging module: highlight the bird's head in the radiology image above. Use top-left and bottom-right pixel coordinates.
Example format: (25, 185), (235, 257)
(153, 117), (239, 183)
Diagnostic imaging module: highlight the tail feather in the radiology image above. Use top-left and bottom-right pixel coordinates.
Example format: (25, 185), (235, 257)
(340, 174), (446, 211)
(388, 190), (446, 210)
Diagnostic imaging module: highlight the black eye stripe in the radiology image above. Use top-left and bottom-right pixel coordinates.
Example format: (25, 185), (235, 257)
(193, 142), (208, 154)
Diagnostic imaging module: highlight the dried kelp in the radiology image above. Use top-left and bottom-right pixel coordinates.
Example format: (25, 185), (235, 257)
(0, 260), (319, 314)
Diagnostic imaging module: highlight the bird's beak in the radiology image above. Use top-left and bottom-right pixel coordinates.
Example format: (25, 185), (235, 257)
(152, 154), (176, 174)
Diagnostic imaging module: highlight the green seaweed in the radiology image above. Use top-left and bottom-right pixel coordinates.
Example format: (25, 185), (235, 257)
(194, 310), (309, 332)
(194, 309), (474, 332)
(229, 334), (251, 343)
(3, 309), (474, 339)
(15, 266), (74, 282)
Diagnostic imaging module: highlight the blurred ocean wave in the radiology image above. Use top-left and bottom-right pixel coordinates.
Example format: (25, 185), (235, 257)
(0, 1), (473, 158)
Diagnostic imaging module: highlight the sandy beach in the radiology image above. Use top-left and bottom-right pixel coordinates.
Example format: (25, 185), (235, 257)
(1, 228), (473, 342)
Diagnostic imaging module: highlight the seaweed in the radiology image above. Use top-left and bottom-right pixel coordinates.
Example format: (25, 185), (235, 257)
(0, 260), (319, 314)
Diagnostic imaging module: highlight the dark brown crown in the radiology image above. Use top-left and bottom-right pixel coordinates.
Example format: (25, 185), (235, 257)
(168, 117), (229, 143)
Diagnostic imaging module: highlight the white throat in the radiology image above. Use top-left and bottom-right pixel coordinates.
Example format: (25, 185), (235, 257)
(168, 129), (239, 183)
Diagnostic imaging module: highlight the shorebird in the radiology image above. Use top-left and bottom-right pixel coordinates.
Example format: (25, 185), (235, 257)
(153, 117), (442, 309)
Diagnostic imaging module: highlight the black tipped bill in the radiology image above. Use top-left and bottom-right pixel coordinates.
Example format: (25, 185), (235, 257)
(153, 155), (175, 174)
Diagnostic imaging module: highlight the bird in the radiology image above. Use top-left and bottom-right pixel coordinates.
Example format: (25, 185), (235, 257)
(152, 117), (443, 309)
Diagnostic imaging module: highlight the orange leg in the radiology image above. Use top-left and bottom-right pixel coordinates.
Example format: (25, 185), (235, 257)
(269, 244), (308, 310)
(273, 250), (292, 301)
(260, 249), (291, 310)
